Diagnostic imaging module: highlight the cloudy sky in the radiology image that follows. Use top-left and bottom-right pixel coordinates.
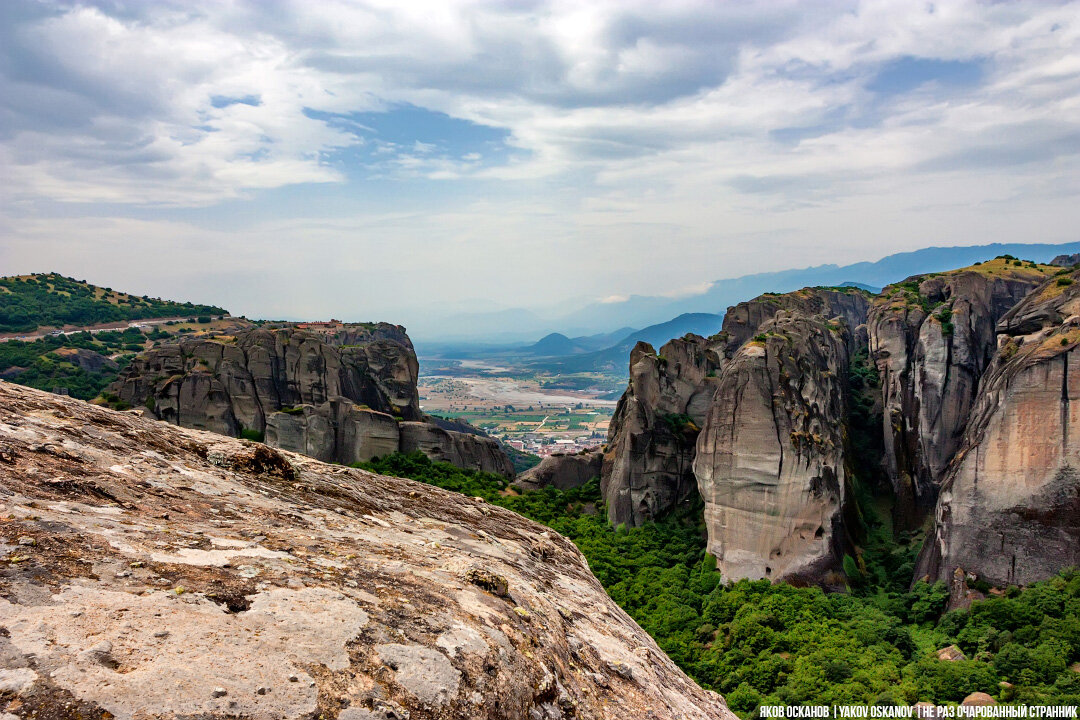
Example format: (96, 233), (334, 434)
(2, 0), (1079, 332)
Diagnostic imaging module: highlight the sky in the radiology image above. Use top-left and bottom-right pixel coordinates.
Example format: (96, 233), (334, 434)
(2, 0), (1080, 334)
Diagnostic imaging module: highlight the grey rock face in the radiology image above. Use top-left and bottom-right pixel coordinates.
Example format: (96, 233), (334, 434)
(916, 271), (1080, 586)
(602, 336), (722, 527)
(399, 422), (515, 477)
(693, 313), (857, 583)
(114, 325), (421, 428)
(515, 451), (603, 492)
(719, 288), (870, 354)
(0, 382), (734, 720)
(265, 400), (400, 465)
(601, 287), (870, 531)
(109, 325), (513, 476)
(867, 263), (1050, 528)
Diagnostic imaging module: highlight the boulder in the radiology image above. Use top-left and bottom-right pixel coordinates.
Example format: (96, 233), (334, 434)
(264, 406), (336, 462)
(337, 404), (401, 464)
(936, 645), (966, 662)
(915, 269), (1080, 586)
(0, 381), (732, 720)
(961, 692), (996, 707)
(515, 451), (603, 491)
(265, 401), (401, 466)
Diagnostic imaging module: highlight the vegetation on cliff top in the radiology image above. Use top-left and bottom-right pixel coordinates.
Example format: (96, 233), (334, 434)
(0, 273), (225, 333)
(359, 452), (1080, 714)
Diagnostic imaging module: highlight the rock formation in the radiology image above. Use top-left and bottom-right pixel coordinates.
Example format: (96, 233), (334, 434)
(398, 421), (513, 477)
(916, 270), (1080, 586)
(601, 287), (870, 531)
(264, 398), (401, 465)
(602, 335), (722, 527)
(0, 382), (733, 719)
(51, 347), (119, 374)
(867, 260), (1054, 528)
(693, 311), (859, 583)
(109, 325), (513, 477)
(718, 287), (870, 354)
(515, 451), (603, 492)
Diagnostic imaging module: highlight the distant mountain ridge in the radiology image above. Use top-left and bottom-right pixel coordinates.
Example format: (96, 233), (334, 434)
(525, 326), (640, 356)
(529, 312), (723, 374)
(407, 241), (1080, 341)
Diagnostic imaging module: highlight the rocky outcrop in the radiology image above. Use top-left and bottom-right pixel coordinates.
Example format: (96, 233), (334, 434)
(718, 287), (870, 354)
(51, 347), (119, 374)
(515, 451), (603, 492)
(265, 399), (400, 465)
(602, 335), (723, 527)
(114, 324), (421, 428)
(693, 312), (858, 584)
(915, 270), (1080, 586)
(399, 421), (515, 478)
(108, 325), (513, 476)
(867, 260), (1054, 528)
(601, 287), (870, 530)
(1051, 253), (1080, 267)
(0, 381), (732, 719)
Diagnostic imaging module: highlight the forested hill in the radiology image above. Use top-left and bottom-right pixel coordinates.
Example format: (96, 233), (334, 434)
(0, 273), (226, 333)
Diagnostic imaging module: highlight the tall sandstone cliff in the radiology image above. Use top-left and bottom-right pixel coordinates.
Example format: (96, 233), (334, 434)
(916, 270), (1080, 586)
(110, 325), (513, 477)
(600, 259), (1079, 589)
(693, 309), (863, 583)
(601, 287), (870, 560)
(867, 260), (1055, 529)
(601, 335), (723, 527)
(0, 382), (732, 719)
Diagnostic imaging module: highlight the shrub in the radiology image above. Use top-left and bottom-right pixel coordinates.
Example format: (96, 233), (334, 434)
(1057, 278), (1074, 287)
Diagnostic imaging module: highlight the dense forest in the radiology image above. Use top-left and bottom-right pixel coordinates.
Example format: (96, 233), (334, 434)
(359, 451), (1080, 714)
(0, 273), (225, 333)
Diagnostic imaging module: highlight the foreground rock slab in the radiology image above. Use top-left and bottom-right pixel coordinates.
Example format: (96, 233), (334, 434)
(0, 383), (732, 720)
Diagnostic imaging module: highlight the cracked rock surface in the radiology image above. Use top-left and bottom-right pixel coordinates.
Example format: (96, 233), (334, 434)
(0, 382), (732, 720)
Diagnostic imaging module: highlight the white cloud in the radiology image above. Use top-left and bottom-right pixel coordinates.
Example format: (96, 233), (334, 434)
(2, 0), (1080, 327)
